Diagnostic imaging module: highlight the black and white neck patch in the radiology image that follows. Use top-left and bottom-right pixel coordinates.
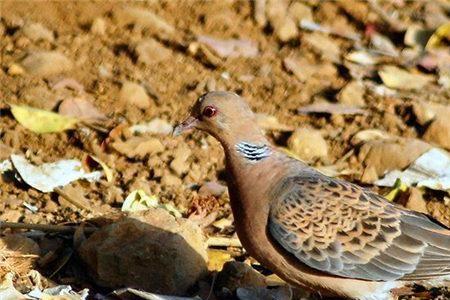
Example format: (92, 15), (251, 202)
(235, 142), (271, 162)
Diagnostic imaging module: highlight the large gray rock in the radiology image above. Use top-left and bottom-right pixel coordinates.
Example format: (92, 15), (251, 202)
(78, 208), (208, 295)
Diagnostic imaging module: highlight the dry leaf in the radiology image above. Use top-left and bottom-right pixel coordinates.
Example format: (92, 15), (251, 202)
(11, 105), (79, 133)
(378, 65), (433, 90)
(10, 155), (102, 193)
(89, 155), (114, 182)
(426, 22), (450, 49)
(207, 249), (232, 271)
(122, 189), (182, 217)
(58, 97), (107, 122)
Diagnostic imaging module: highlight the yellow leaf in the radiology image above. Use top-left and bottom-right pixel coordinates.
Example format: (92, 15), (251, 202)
(11, 105), (78, 133)
(121, 189), (159, 212)
(207, 249), (232, 271)
(384, 178), (408, 202)
(122, 189), (182, 217)
(426, 22), (450, 49)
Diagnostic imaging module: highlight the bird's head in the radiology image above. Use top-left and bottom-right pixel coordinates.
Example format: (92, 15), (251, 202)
(173, 91), (262, 143)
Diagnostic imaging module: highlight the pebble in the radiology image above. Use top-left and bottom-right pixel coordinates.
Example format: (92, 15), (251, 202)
(22, 22), (54, 42)
(7, 63), (25, 76)
(114, 6), (175, 38)
(78, 209), (207, 295)
(423, 116), (450, 150)
(0, 210), (22, 222)
(170, 146), (191, 177)
(266, 0), (298, 42)
(406, 187), (428, 214)
(161, 173), (183, 186)
(303, 32), (341, 63)
(91, 17), (106, 35)
(129, 118), (173, 135)
(21, 51), (73, 77)
(112, 137), (164, 159)
(215, 261), (266, 296)
(199, 181), (227, 197)
(288, 2), (313, 24)
(135, 39), (172, 65)
(119, 81), (151, 109)
(287, 128), (328, 162)
(337, 81), (365, 107)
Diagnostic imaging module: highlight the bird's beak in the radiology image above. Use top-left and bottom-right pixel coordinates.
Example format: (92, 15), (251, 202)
(173, 116), (199, 136)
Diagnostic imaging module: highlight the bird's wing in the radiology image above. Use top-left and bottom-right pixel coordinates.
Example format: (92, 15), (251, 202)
(269, 173), (450, 281)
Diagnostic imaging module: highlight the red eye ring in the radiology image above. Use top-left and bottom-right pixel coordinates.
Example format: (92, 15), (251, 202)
(202, 106), (217, 118)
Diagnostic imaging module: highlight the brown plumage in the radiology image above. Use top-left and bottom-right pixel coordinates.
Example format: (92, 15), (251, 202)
(174, 91), (450, 300)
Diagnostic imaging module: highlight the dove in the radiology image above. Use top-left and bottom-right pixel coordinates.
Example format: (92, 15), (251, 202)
(174, 91), (450, 300)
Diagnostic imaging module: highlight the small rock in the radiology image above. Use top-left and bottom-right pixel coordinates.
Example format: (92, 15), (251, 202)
(42, 199), (58, 213)
(199, 181), (227, 197)
(255, 113), (294, 132)
(288, 2), (313, 24)
(21, 51), (73, 77)
(283, 57), (336, 82)
(360, 166), (379, 183)
(7, 63), (25, 76)
(423, 116), (450, 150)
(0, 210), (22, 222)
(406, 188), (427, 214)
(303, 32), (341, 63)
(78, 209), (208, 295)
(114, 6), (175, 39)
(237, 286), (292, 300)
(215, 261), (266, 296)
(18, 86), (58, 110)
(59, 97), (107, 122)
(161, 173), (183, 186)
(412, 101), (450, 126)
(135, 39), (172, 65)
(22, 22), (54, 42)
(287, 128), (328, 162)
(112, 137), (164, 159)
(119, 81), (151, 109)
(358, 138), (431, 177)
(266, 0), (298, 42)
(337, 81), (365, 107)
(129, 118), (173, 135)
(170, 146), (191, 177)
(91, 17), (106, 35)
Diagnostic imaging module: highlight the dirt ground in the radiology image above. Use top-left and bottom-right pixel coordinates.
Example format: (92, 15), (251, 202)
(1, 1), (450, 299)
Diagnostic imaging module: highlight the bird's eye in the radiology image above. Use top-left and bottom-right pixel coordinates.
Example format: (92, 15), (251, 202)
(202, 106), (217, 118)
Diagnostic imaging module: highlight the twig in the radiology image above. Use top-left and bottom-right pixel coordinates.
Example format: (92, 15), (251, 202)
(54, 187), (92, 212)
(0, 221), (97, 234)
(207, 236), (242, 248)
(367, 0), (406, 32)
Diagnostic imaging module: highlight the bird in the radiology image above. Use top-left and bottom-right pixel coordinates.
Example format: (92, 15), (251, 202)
(173, 91), (450, 300)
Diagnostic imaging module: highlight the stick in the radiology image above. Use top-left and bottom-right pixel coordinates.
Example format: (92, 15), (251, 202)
(207, 236), (242, 248)
(0, 221), (97, 234)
